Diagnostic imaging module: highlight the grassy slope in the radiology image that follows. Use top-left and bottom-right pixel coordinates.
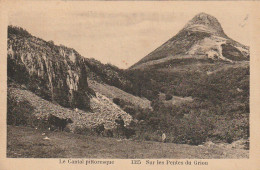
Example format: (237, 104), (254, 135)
(7, 126), (248, 159)
(88, 80), (151, 109)
(130, 31), (211, 69)
(123, 61), (249, 145)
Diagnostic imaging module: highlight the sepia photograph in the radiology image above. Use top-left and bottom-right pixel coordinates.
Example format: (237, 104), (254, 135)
(3, 1), (253, 161)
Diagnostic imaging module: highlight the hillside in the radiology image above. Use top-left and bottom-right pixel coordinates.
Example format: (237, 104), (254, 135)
(121, 13), (250, 146)
(83, 58), (153, 109)
(7, 26), (137, 131)
(8, 84), (132, 130)
(84, 58), (135, 95)
(8, 26), (151, 113)
(126, 13), (249, 105)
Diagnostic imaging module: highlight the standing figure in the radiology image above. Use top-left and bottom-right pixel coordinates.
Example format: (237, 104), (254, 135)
(162, 133), (166, 143)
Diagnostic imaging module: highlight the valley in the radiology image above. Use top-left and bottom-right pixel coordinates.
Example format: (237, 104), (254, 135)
(7, 12), (250, 158)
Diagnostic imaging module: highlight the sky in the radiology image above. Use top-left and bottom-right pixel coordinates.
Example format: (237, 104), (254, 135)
(8, 1), (251, 69)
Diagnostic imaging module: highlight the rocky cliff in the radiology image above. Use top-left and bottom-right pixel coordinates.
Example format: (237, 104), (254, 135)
(7, 26), (94, 111)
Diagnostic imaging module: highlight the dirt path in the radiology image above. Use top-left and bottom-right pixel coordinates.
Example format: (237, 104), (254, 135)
(7, 126), (249, 159)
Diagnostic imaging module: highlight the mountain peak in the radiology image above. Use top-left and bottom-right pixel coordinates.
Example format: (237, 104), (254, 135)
(129, 13), (249, 70)
(183, 12), (226, 37)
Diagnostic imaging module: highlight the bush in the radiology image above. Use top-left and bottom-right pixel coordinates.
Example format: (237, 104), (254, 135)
(165, 94), (173, 101)
(132, 106), (216, 145)
(8, 25), (32, 38)
(94, 123), (105, 136)
(173, 117), (209, 145)
(148, 117), (161, 128)
(48, 40), (54, 45)
(123, 106), (136, 116)
(113, 98), (121, 105)
(135, 110), (149, 121)
(7, 58), (30, 85)
(73, 126), (96, 136)
(72, 90), (91, 111)
(103, 129), (114, 137)
(209, 114), (249, 143)
(151, 99), (163, 111)
(132, 124), (162, 142)
(7, 93), (36, 126)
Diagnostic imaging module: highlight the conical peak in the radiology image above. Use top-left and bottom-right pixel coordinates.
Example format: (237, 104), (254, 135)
(193, 13), (217, 22)
(183, 13), (226, 36)
(190, 13), (221, 27)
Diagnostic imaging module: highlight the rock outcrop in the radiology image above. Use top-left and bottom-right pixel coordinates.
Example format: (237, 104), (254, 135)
(8, 26), (94, 111)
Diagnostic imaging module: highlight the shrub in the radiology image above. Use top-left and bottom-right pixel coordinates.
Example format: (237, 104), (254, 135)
(7, 93), (36, 126)
(148, 117), (161, 127)
(210, 114), (249, 143)
(103, 129), (114, 137)
(113, 98), (121, 105)
(151, 99), (163, 111)
(48, 40), (54, 45)
(123, 106), (136, 116)
(173, 118), (209, 145)
(72, 90), (91, 111)
(124, 128), (136, 139)
(135, 110), (149, 121)
(165, 94), (173, 101)
(94, 123), (105, 136)
(132, 125), (161, 142)
(73, 126), (96, 136)
(144, 134), (151, 141)
(7, 58), (30, 85)
(8, 25), (32, 38)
